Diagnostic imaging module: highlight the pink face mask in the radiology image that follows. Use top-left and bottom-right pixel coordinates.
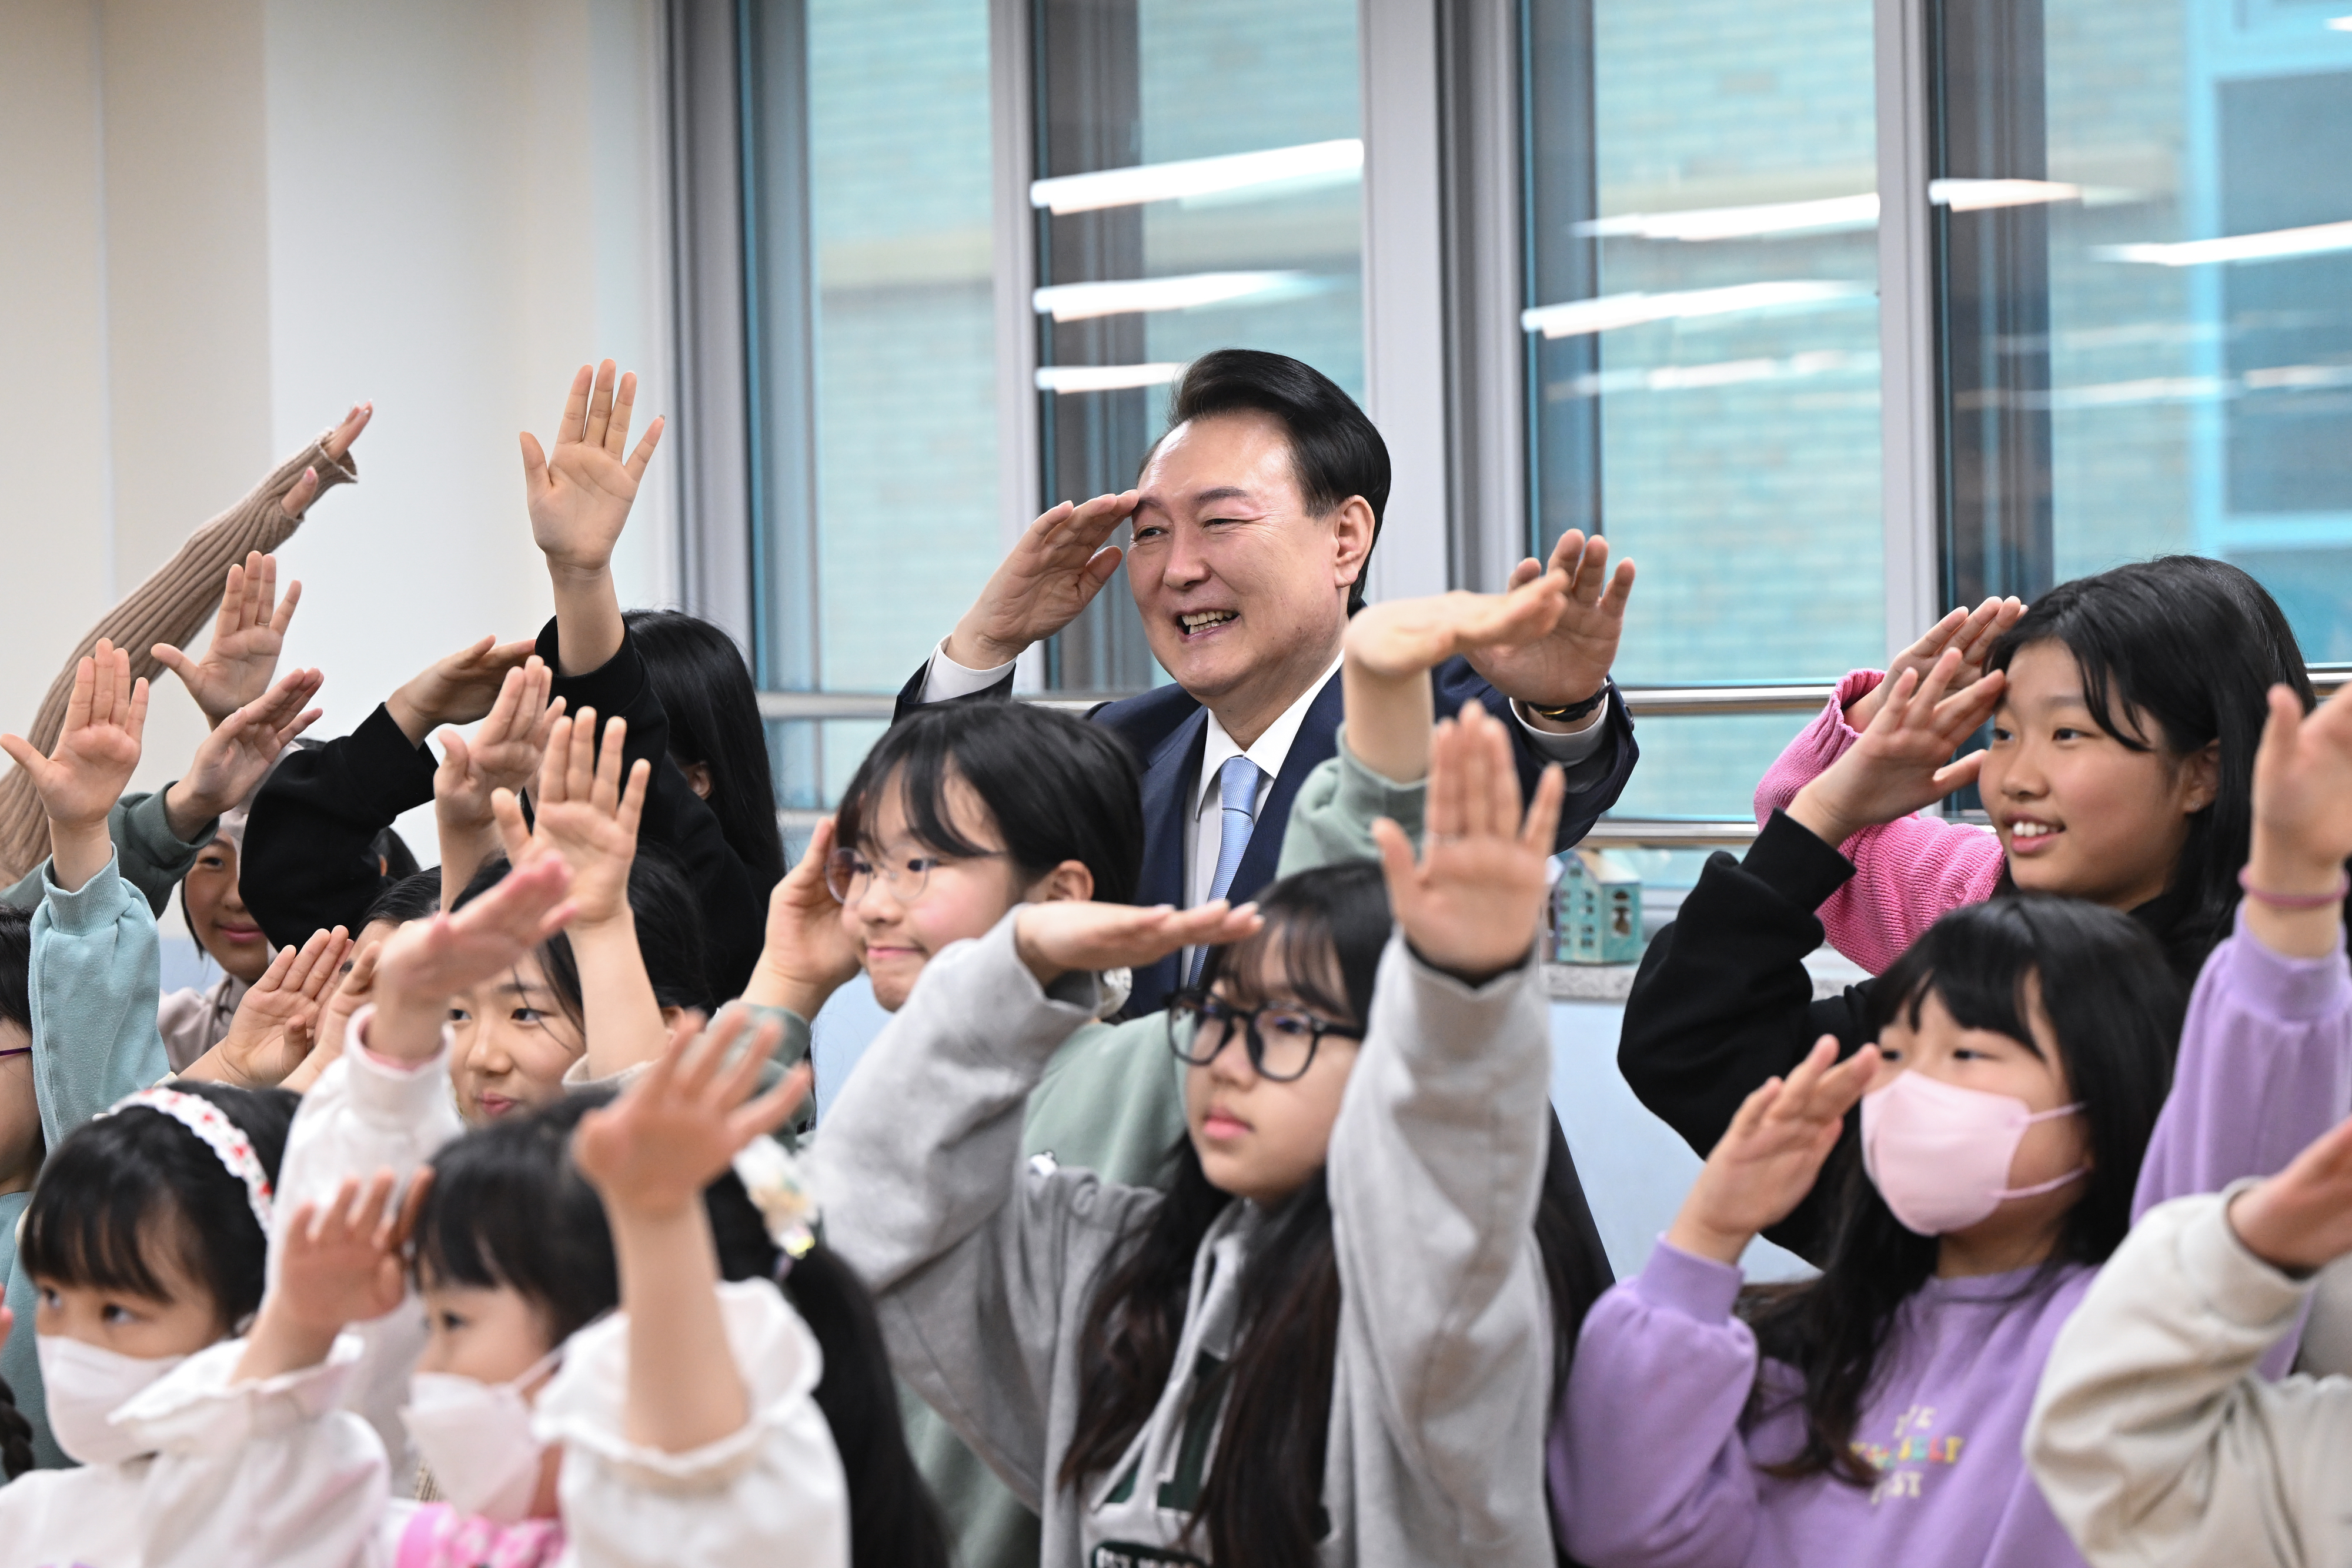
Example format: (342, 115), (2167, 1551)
(1860, 1069), (2086, 1237)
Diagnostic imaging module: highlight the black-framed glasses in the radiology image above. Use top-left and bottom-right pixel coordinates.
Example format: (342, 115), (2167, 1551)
(1164, 989), (1364, 1082)
(824, 847), (1002, 905)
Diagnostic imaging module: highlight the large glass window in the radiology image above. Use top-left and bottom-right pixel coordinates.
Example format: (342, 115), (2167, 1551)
(1524, 0), (1886, 818)
(743, 0), (999, 803)
(1032, 0), (1364, 690)
(1938, 1), (2352, 654)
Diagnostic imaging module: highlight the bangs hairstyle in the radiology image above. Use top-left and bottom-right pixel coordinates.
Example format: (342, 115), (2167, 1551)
(454, 847), (713, 1030)
(360, 867), (443, 930)
(1987, 555), (2311, 972)
(0, 905), (31, 1033)
(836, 702), (1143, 908)
(20, 1082), (298, 1333)
(623, 610), (787, 888)
(416, 1088), (950, 1568)
(1154, 349), (1390, 614)
(1066, 861), (1614, 1564)
(1743, 896), (2181, 1486)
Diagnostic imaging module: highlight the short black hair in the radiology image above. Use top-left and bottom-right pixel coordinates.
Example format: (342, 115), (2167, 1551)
(1159, 349), (1389, 613)
(20, 1081), (299, 1335)
(453, 847), (713, 1025)
(360, 867), (443, 930)
(839, 702), (1144, 907)
(0, 905), (30, 1034)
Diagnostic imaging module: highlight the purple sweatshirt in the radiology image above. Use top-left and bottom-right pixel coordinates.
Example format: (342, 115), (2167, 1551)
(1552, 911), (2352, 1568)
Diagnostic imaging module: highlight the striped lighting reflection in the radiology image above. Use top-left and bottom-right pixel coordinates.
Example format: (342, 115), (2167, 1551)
(2097, 220), (2352, 267)
(1030, 139), (1363, 215)
(1521, 280), (1869, 339)
(1033, 271), (1312, 322)
(1035, 364), (1188, 394)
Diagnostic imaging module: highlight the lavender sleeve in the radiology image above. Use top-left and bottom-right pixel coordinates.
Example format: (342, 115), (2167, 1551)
(1552, 1242), (1760, 1568)
(1751, 669), (2004, 975)
(2134, 910), (2352, 1215)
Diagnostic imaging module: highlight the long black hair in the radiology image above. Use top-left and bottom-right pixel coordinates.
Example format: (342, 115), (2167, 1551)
(453, 848), (713, 1028)
(1060, 861), (1611, 1563)
(1987, 556), (2310, 977)
(1742, 897), (2182, 1484)
(414, 1089), (949, 1568)
(0, 904), (30, 1034)
(837, 701), (1144, 907)
(19, 1081), (299, 1337)
(623, 610), (786, 889)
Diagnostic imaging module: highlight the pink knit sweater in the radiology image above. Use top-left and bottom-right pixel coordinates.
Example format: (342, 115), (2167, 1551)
(1752, 668), (2004, 975)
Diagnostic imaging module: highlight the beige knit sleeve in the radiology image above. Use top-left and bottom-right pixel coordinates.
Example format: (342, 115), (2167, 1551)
(0, 434), (360, 882)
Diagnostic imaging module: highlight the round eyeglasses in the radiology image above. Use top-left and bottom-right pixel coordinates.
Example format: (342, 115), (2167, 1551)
(1164, 989), (1365, 1082)
(824, 847), (1001, 905)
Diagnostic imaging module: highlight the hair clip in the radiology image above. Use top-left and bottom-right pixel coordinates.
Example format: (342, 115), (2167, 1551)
(732, 1136), (820, 1265)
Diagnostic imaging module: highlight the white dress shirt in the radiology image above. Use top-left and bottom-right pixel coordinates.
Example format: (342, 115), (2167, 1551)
(918, 637), (1612, 902)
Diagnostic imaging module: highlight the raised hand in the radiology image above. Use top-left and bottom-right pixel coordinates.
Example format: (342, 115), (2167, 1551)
(2227, 1111), (2352, 1273)
(198, 925), (352, 1088)
(1462, 530), (1635, 713)
(1786, 648), (2004, 849)
(152, 552), (305, 726)
(369, 854), (577, 1063)
(285, 941), (382, 1095)
(3, 640), (149, 891)
(272, 403), (373, 520)
(524, 360), (664, 579)
(1666, 1037), (1883, 1264)
(235, 1168), (429, 1382)
(1344, 571), (1573, 682)
(2237, 681), (2352, 957)
(489, 708), (649, 928)
(165, 666), (326, 840)
(944, 491), (1140, 671)
(385, 634), (541, 747)
(744, 817), (864, 1018)
(435, 660), (562, 899)
(574, 1007), (810, 1219)
(1847, 595), (2025, 731)
(1014, 898), (1265, 989)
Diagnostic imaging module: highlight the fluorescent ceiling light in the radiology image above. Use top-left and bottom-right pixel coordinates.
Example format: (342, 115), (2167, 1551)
(2096, 219), (2352, 266)
(1030, 139), (1362, 215)
(1033, 271), (1312, 322)
(1035, 363), (1188, 394)
(1929, 178), (2082, 210)
(2328, 14), (2352, 28)
(1521, 280), (1870, 339)
(1578, 194), (1879, 242)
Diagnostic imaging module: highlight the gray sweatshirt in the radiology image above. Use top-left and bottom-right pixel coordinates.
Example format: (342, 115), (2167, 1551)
(2027, 1183), (2352, 1568)
(813, 910), (1559, 1567)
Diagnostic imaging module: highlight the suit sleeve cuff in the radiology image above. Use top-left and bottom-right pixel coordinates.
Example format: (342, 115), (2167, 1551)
(1740, 808), (1857, 911)
(1511, 698), (1611, 763)
(918, 638), (1017, 703)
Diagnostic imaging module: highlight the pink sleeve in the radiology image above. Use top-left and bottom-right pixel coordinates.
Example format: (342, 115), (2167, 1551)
(1752, 669), (2004, 975)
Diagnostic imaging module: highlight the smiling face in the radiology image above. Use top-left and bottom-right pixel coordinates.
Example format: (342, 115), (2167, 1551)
(1181, 948), (1362, 1206)
(182, 838), (272, 984)
(1127, 412), (1373, 741)
(1872, 982), (2091, 1271)
(447, 952), (584, 1124)
(1980, 640), (2219, 911)
(841, 768), (1088, 1012)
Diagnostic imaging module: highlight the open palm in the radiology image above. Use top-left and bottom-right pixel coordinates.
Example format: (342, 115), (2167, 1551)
(1375, 702), (1563, 978)
(153, 551), (302, 726)
(573, 1008), (810, 1217)
(492, 708), (648, 926)
(1464, 530), (1634, 710)
(2, 640), (148, 829)
(1670, 1037), (1882, 1261)
(524, 360), (664, 576)
(376, 855), (577, 1005)
(1344, 573), (1569, 682)
(2251, 681), (2352, 869)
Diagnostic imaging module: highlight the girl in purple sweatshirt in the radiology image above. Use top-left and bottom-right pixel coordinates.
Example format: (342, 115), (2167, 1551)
(1558, 682), (2352, 1568)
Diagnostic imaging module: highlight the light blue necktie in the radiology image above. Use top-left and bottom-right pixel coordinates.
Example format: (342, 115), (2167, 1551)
(1190, 755), (1263, 985)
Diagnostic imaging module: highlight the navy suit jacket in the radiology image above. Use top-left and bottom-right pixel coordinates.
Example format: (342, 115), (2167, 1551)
(893, 657), (1638, 1016)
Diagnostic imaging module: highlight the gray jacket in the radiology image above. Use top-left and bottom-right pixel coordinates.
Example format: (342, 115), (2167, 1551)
(814, 910), (1558, 1567)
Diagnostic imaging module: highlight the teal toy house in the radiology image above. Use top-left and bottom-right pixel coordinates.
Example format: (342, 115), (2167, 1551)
(1552, 848), (1643, 965)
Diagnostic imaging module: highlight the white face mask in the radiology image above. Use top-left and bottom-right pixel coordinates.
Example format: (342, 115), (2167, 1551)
(36, 1335), (188, 1466)
(401, 1345), (563, 1523)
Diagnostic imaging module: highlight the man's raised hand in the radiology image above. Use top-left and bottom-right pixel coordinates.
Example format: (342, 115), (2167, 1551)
(1462, 530), (1635, 717)
(945, 491), (1140, 671)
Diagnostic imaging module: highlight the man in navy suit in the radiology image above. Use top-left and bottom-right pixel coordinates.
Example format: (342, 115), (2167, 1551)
(896, 349), (1639, 1015)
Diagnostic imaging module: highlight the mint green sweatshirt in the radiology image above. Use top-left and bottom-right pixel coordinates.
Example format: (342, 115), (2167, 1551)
(1, 853), (173, 1469)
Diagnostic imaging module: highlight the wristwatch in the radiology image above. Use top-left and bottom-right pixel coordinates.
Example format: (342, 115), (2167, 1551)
(1525, 678), (1612, 725)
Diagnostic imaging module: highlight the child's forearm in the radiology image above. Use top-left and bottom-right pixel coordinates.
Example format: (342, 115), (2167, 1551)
(1341, 661), (1436, 784)
(435, 814), (501, 910)
(48, 817), (115, 894)
(609, 1202), (747, 1451)
(232, 1296), (341, 1383)
(549, 562), (626, 677)
(573, 914), (669, 1079)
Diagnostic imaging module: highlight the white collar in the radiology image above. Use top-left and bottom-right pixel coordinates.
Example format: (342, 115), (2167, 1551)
(1192, 651), (1344, 818)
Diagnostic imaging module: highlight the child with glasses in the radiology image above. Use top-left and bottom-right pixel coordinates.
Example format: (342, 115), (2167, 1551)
(813, 703), (1585, 1566)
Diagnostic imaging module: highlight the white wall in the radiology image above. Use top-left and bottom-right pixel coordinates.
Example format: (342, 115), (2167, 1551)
(0, 0), (678, 895)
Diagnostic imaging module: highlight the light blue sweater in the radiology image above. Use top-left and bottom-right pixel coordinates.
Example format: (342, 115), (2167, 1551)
(0, 853), (172, 1469)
